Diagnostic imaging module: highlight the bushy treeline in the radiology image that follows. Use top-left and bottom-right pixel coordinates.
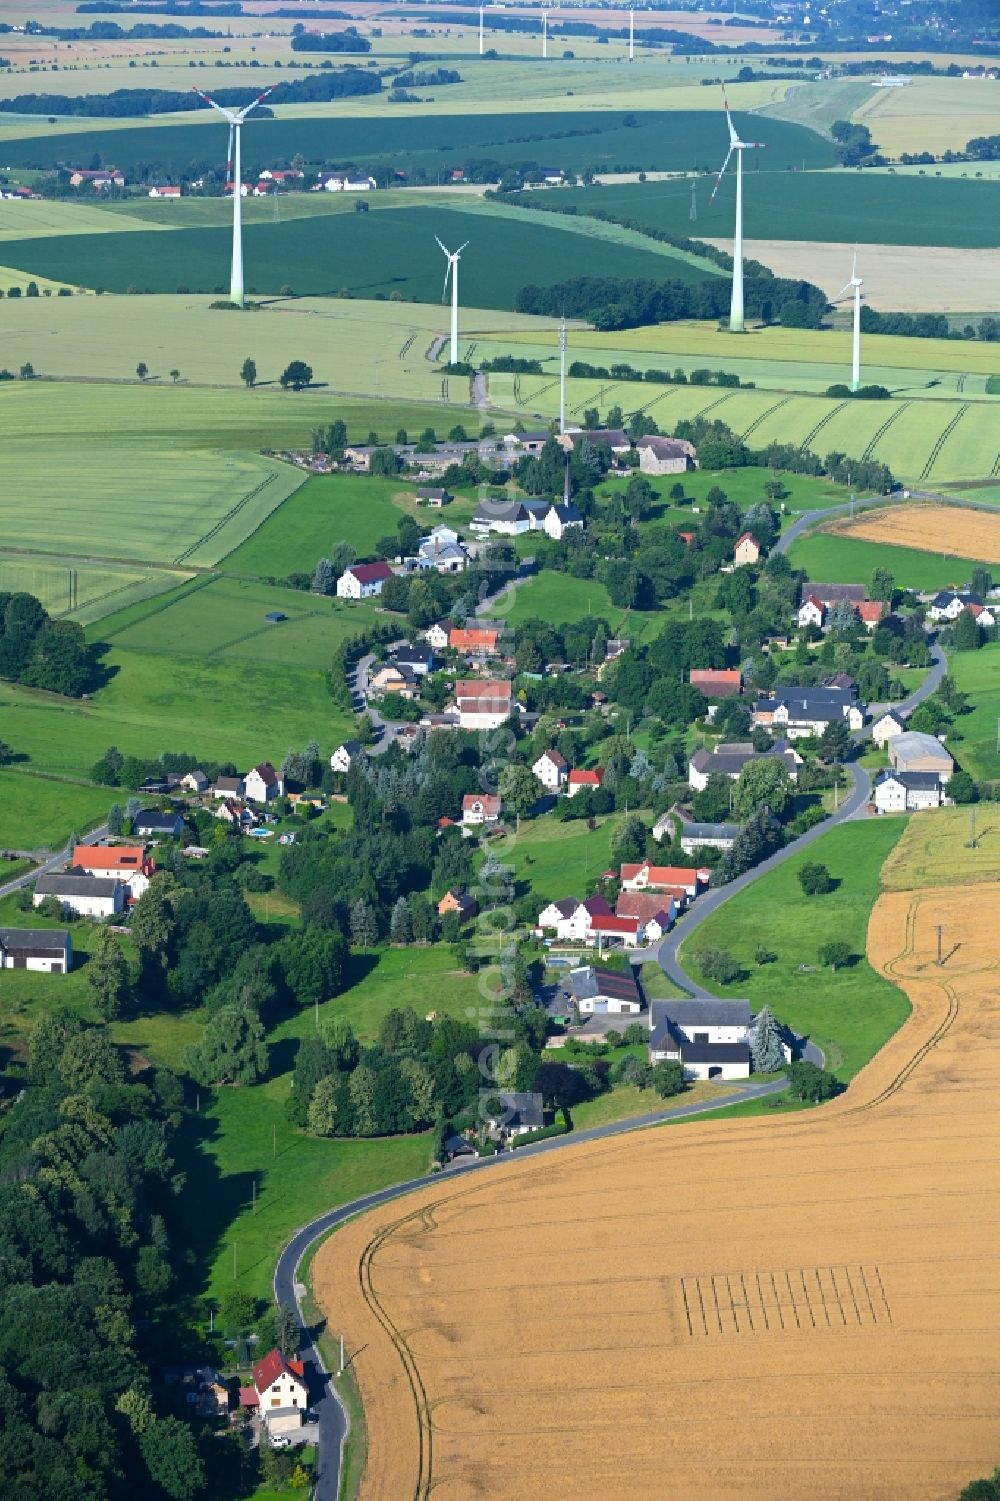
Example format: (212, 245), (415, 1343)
(0, 590), (96, 697)
(290, 27), (370, 53)
(0, 1014), (214, 1497)
(516, 273), (827, 332)
(6, 18), (228, 38)
(569, 358), (749, 388)
(671, 414), (895, 494)
(0, 67), (380, 118)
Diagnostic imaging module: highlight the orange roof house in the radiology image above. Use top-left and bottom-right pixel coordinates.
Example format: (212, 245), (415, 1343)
(689, 668), (742, 698)
(450, 626), (501, 655)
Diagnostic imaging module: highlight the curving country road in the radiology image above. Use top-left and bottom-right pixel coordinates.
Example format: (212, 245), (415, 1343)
(273, 496), (949, 1498)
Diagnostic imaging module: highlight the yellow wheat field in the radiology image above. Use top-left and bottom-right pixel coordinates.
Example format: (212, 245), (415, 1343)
(314, 832), (1000, 1501)
(828, 502), (1000, 564)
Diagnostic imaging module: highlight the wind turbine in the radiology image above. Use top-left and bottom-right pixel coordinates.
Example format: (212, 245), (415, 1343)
(436, 236), (469, 366)
(479, 2), (485, 54)
(542, 6), (549, 58)
(710, 89), (765, 333)
(834, 249), (864, 392)
(628, 6), (634, 61)
(193, 85), (272, 307)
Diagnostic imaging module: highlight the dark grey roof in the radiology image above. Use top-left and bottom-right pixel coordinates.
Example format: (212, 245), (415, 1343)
(499, 1091), (544, 1129)
(574, 428), (630, 449)
(678, 818), (740, 841)
(0, 927), (71, 951)
(473, 499), (528, 524)
(800, 582), (865, 604)
(876, 770), (941, 790)
(566, 965), (641, 1005)
(551, 503), (583, 524)
(680, 1041), (752, 1065)
(36, 873), (120, 896)
(134, 810), (182, 831)
(391, 644), (434, 666)
(339, 739), (363, 756)
(650, 998), (751, 1034)
(760, 689), (855, 718)
(523, 499), (549, 517)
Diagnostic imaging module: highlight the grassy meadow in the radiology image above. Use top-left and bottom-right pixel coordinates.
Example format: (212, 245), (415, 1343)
(0, 770), (115, 850)
(787, 529), (989, 593)
(0, 553), (190, 624)
(946, 643), (1000, 781)
(681, 820), (911, 1081)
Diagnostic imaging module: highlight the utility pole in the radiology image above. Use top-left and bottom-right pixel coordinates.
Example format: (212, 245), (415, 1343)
(273, 1122), (277, 1159)
(315, 993), (320, 1031)
(969, 806), (977, 848)
(559, 317), (567, 433)
(233, 1242), (237, 1279)
(338, 1334), (345, 1376)
(542, 7), (548, 58)
(252, 1176), (256, 1215)
(936, 924), (943, 965)
(689, 178), (697, 223)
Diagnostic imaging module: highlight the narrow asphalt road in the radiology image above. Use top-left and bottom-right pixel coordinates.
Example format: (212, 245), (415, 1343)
(0, 822), (109, 900)
(274, 1073), (788, 1501)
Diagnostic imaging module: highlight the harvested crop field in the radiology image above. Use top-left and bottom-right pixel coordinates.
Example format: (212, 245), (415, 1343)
(314, 819), (1000, 1501)
(826, 502), (1000, 564)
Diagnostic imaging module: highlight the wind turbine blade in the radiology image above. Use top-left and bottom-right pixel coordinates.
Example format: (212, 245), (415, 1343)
(434, 235), (450, 257)
(722, 87), (739, 146)
(191, 86), (236, 123)
(442, 262), (452, 302)
(832, 283), (854, 301)
(709, 148), (733, 201)
(456, 240), (470, 254)
(237, 86), (274, 124)
(851, 246), (858, 280)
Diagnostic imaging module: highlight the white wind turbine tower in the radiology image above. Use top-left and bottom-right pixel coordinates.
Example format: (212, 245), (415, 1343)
(628, 6), (634, 61)
(542, 6), (550, 57)
(479, 2), (485, 54)
(193, 85), (272, 307)
(436, 236), (469, 366)
(711, 89), (765, 333)
(834, 249), (864, 392)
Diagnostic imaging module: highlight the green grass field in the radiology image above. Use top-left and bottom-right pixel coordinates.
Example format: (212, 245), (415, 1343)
(0, 204), (713, 304)
(299, 946), (484, 1041)
(495, 810), (638, 906)
(0, 769), (114, 850)
(222, 473), (432, 576)
(0, 108), (833, 181)
(945, 643), (1000, 781)
(538, 173), (1000, 249)
(681, 820), (911, 1080)
(788, 529), (988, 592)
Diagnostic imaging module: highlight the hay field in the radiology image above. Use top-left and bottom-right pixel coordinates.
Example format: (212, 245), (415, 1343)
(0, 553), (189, 624)
(855, 76), (1000, 157)
(827, 503), (1000, 565)
(314, 825), (1000, 1501)
(702, 239), (1000, 315)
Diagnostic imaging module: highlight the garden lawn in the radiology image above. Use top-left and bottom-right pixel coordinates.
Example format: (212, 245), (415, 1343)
(943, 642), (1000, 781)
(484, 568), (656, 636)
(787, 530), (988, 593)
(174, 1079), (432, 1310)
(680, 820), (911, 1081)
(498, 810), (637, 906)
(269, 945), (484, 1045)
(570, 1077), (718, 1130)
(0, 770), (116, 851)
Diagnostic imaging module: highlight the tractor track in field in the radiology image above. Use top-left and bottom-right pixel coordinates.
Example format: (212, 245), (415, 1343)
(172, 471), (280, 567)
(800, 401), (848, 451)
(861, 401), (911, 462)
(919, 403), (970, 482)
(740, 395), (793, 441)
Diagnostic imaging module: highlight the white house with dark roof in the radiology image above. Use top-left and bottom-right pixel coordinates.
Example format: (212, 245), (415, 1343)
(492, 1091), (544, 1139)
(532, 748), (568, 791)
(245, 762), (284, 803)
(33, 873), (125, 919)
(543, 502), (584, 541)
(872, 708), (906, 748)
(648, 998), (752, 1080)
(536, 893), (612, 942)
(212, 774), (245, 800)
(636, 435), (696, 475)
(331, 740), (364, 774)
(873, 770), (946, 814)
(336, 560), (394, 599)
(0, 928), (73, 973)
(564, 964), (643, 1015)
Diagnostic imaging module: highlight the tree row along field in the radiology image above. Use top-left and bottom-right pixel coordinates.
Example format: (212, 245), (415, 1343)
(312, 811), (1000, 1501)
(0, 108), (834, 178)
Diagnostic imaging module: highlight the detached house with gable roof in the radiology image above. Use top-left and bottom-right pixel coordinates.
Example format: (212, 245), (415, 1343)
(239, 1349), (307, 1436)
(336, 560), (394, 599)
(245, 763), (284, 804)
(649, 998), (752, 1080)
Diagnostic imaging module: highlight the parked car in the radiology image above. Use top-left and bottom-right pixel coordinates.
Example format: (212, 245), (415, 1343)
(270, 1434), (292, 1449)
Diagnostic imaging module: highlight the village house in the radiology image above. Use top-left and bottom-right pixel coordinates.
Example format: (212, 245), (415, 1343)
(449, 625), (502, 658)
(390, 638), (436, 673)
(969, 602), (997, 627)
(857, 599), (890, 632)
(733, 531), (761, 567)
(689, 668), (742, 699)
(532, 749), (569, 791)
(330, 739), (364, 774)
(887, 730), (954, 782)
(536, 893), (612, 943)
(415, 487), (452, 507)
(461, 793), (502, 828)
(800, 581), (866, 609)
(370, 662), (420, 699)
(317, 171), (376, 192)
(336, 560), (394, 599)
(470, 498), (547, 536)
(873, 770), (946, 814)
(566, 767), (604, 798)
(453, 678), (512, 731)
(872, 709), (906, 748)
(560, 427), (633, 458)
(71, 845), (155, 899)
(132, 809), (184, 839)
(70, 167), (125, 188)
(416, 528), (468, 574)
(438, 889), (478, 920)
(543, 502), (585, 541)
(239, 1349), (307, 1436)
(245, 762), (284, 804)
(615, 889), (679, 937)
(653, 808), (740, 853)
(588, 912), (644, 950)
(422, 621), (451, 652)
(214, 799), (256, 830)
(927, 589), (982, 623)
(619, 862), (709, 898)
(212, 774), (245, 800)
(797, 595), (826, 630)
(180, 769), (209, 794)
(564, 965), (643, 1015)
(0, 928), (73, 973)
(753, 686), (865, 738)
(502, 430), (550, 455)
(491, 1091), (544, 1140)
(687, 740), (801, 792)
(636, 434), (696, 475)
(33, 872), (125, 919)
(648, 998), (752, 1080)
(147, 183), (181, 198)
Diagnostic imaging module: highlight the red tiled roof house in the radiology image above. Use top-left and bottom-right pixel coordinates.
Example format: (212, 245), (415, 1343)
(239, 1349), (307, 1435)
